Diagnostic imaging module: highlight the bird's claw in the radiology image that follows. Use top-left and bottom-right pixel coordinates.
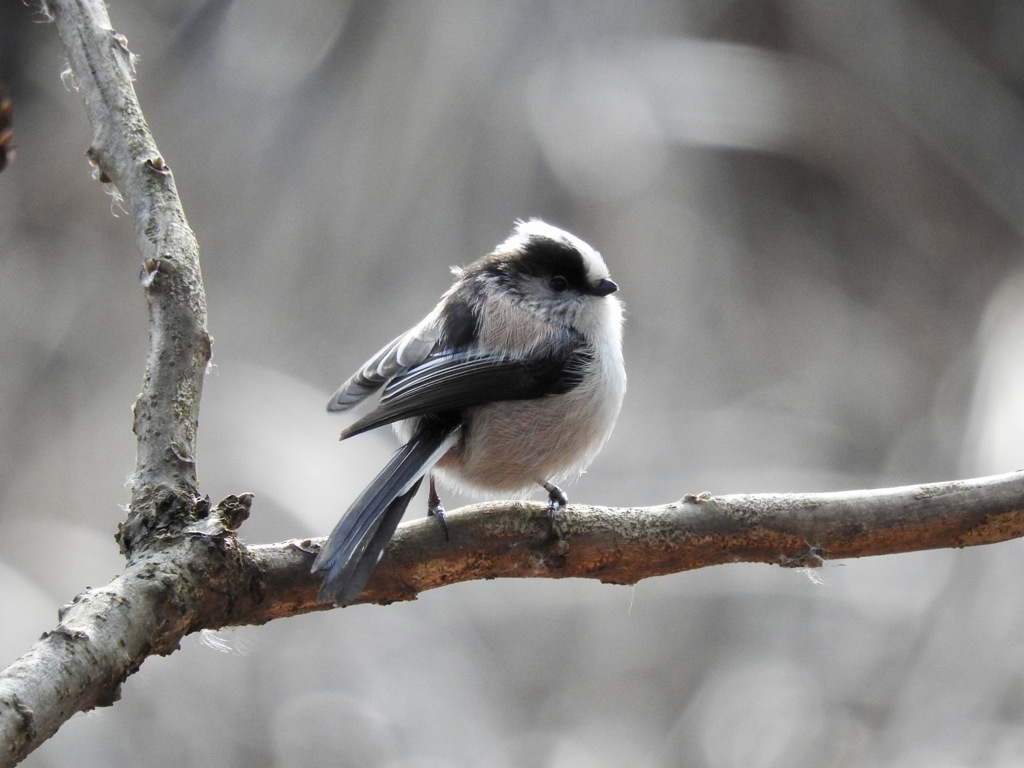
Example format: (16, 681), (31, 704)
(427, 477), (450, 541)
(428, 500), (449, 541)
(542, 482), (568, 540)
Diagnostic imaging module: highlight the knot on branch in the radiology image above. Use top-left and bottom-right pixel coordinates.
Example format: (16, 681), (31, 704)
(116, 486), (209, 558)
(186, 493), (254, 535)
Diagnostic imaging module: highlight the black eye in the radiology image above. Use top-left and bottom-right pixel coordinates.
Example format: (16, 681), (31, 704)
(549, 275), (568, 292)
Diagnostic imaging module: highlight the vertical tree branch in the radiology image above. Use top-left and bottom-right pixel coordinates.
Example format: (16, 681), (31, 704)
(0, 2), (214, 762)
(45, 0), (212, 555)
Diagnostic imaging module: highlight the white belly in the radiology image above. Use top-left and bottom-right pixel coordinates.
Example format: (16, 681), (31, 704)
(431, 350), (624, 494)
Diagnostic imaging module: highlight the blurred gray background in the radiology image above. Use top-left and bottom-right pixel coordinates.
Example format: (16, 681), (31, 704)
(3, 1), (1024, 766)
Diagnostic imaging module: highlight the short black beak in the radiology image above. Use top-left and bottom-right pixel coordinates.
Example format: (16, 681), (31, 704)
(590, 278), (618, 297)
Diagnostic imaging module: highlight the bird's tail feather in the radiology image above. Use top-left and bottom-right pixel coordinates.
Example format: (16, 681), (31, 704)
(312, 420), (458, 604)
(325, 479), (422, 605)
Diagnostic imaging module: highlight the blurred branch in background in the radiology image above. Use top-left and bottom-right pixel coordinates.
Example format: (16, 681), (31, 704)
(0, 84), (12, 174)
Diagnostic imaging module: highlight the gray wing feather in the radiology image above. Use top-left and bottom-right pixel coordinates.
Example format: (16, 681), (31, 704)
(326, 310), (443, 412)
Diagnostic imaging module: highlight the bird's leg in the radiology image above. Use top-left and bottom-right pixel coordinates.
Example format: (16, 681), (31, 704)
(541, 480), (568, 539)
(427, 475), (449, 541)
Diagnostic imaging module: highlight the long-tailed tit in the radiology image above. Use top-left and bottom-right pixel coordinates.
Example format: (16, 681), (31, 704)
(312, 220), (626, 604)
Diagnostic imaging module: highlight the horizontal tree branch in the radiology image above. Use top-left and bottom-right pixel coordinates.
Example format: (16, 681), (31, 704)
(3, 472), (1023, 764)
(251, 469), (1024, 612)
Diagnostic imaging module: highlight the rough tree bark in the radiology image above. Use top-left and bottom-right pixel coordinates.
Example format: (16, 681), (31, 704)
(1, 1), (1023, 766)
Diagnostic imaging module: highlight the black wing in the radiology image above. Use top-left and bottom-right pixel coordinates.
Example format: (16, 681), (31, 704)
(340, 336), (591, 440)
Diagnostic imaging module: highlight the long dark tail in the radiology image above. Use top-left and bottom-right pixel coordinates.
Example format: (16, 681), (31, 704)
(312, 420), (458, 605)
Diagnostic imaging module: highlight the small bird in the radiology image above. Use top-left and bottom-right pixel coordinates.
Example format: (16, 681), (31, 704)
(312, 220), (626, 604)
